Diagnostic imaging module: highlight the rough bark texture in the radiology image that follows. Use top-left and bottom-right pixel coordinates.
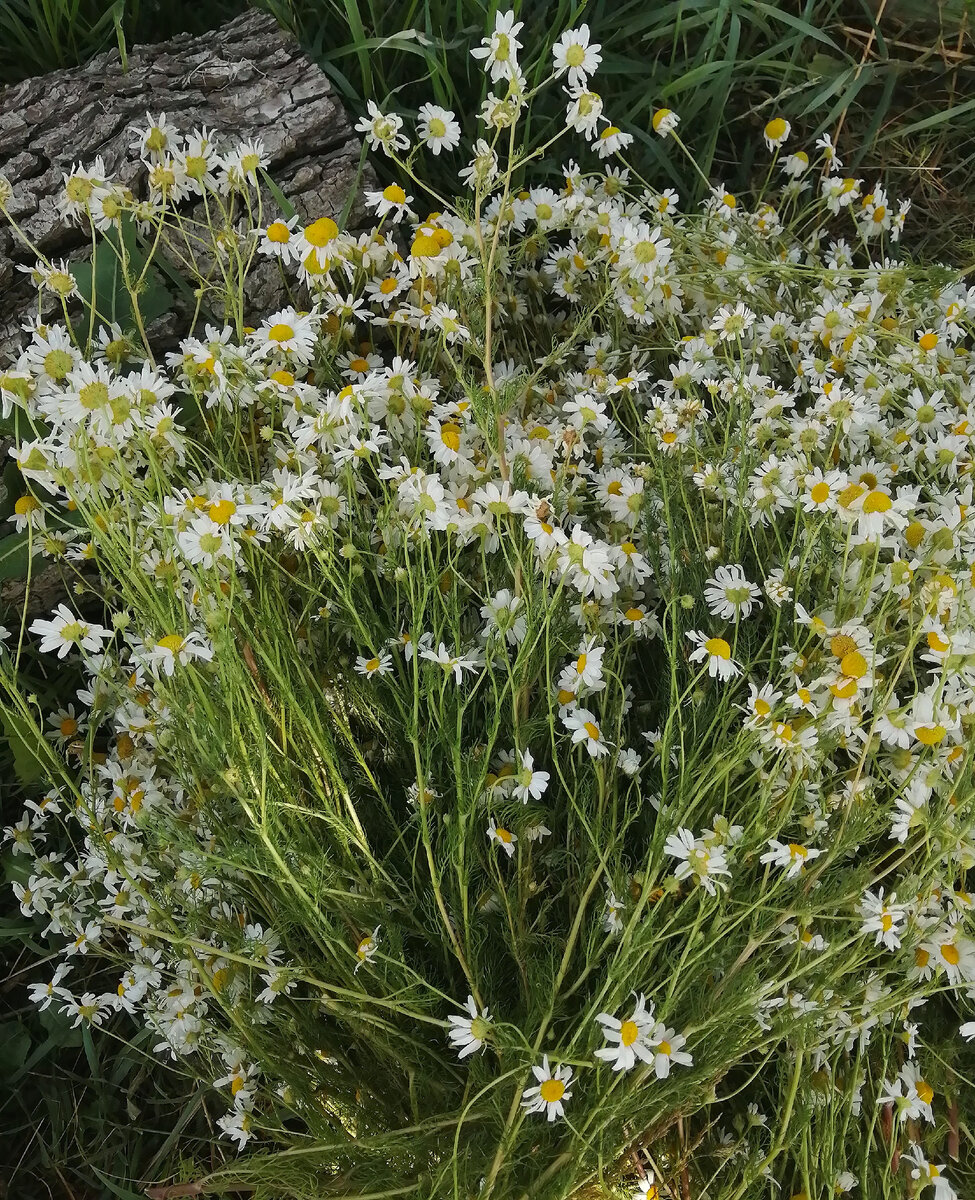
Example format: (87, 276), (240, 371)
(0, 10), (372, 616)
(0, 9), (372, 363)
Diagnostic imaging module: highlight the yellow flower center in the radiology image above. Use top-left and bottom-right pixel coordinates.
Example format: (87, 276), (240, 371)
(65, 176), (94, 203)
(830, 634), (858, 659)
(765, 117), (787, 141)
(583, 721), (600, 741)
(704, 637), (731, 660)
(809, 481), (830, 504)
(620, 1020), (639, 1047)
(268, 323), (294, 343)
(539, 1079), (565, 1103)
(940, 942), (960, 965)
(158, 634), (185, 654)
(837, 482), (865, 508)
(382, 184), (406, 204)
(267, 221), (291, 243)
(862, 489), (892, 513)
(915, 724), (946, 746)
(304, 217), (339, 247)
(79, 381), (110, 410)
(411, 233), (441, 258)
(840, 651), (868, 679)
(209, 499), (236, 525)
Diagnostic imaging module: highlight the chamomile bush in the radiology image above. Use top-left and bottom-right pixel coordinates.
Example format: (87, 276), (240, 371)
(2, 13), (975, 1200)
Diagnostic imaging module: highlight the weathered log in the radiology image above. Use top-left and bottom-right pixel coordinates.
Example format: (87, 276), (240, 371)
(0, 9), (372, 364)
(0, 10), (373, 617)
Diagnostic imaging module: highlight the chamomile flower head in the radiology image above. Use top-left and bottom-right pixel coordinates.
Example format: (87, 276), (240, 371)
(366, 183), (415, 223)
(355, 101), (409, 155)
(487, 818), (517, 858)
(686, 630), (741, 680)
(521, 1055), (573, 1121)
(552, 25), (602, 89)
(704, 564), (762, 620)
(760, 838), (823, 879)
(763, 117), (791, 150)
(29, 605), (112, 659)
(648, 1024), (693, 1078)
(562, 707), (612, 757)
(652, 108), (680, 137)
(594, 993), (655, 1071)
(471, 9), (524, 83)
(447, 995), (492, 1059)
(354, 926), (380, 972)
(417, 104), (462, 155)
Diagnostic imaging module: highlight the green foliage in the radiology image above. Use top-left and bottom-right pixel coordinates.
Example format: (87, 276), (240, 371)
(0, 532), (30, 581)
(70, 214), (174, 339)
(0, 0), (246, 81)
(1, 708), (47, 784)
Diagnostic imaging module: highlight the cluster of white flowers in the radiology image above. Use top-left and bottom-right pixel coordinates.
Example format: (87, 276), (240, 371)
(1, 13), (973, 1198)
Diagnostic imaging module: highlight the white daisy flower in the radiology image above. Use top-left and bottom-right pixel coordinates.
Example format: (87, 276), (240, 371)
(594, 994), (655, 1072)
(487, 818), (517, 858)
(417, 104), (462, 154)
(703, 564), (762, 620)
(552, 25), (602, 89)
(686, 630), (741, 680)
(471, 9), (524, 83)
(520, 1055), (572, 1121)
(447, 995), (492, 1059)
